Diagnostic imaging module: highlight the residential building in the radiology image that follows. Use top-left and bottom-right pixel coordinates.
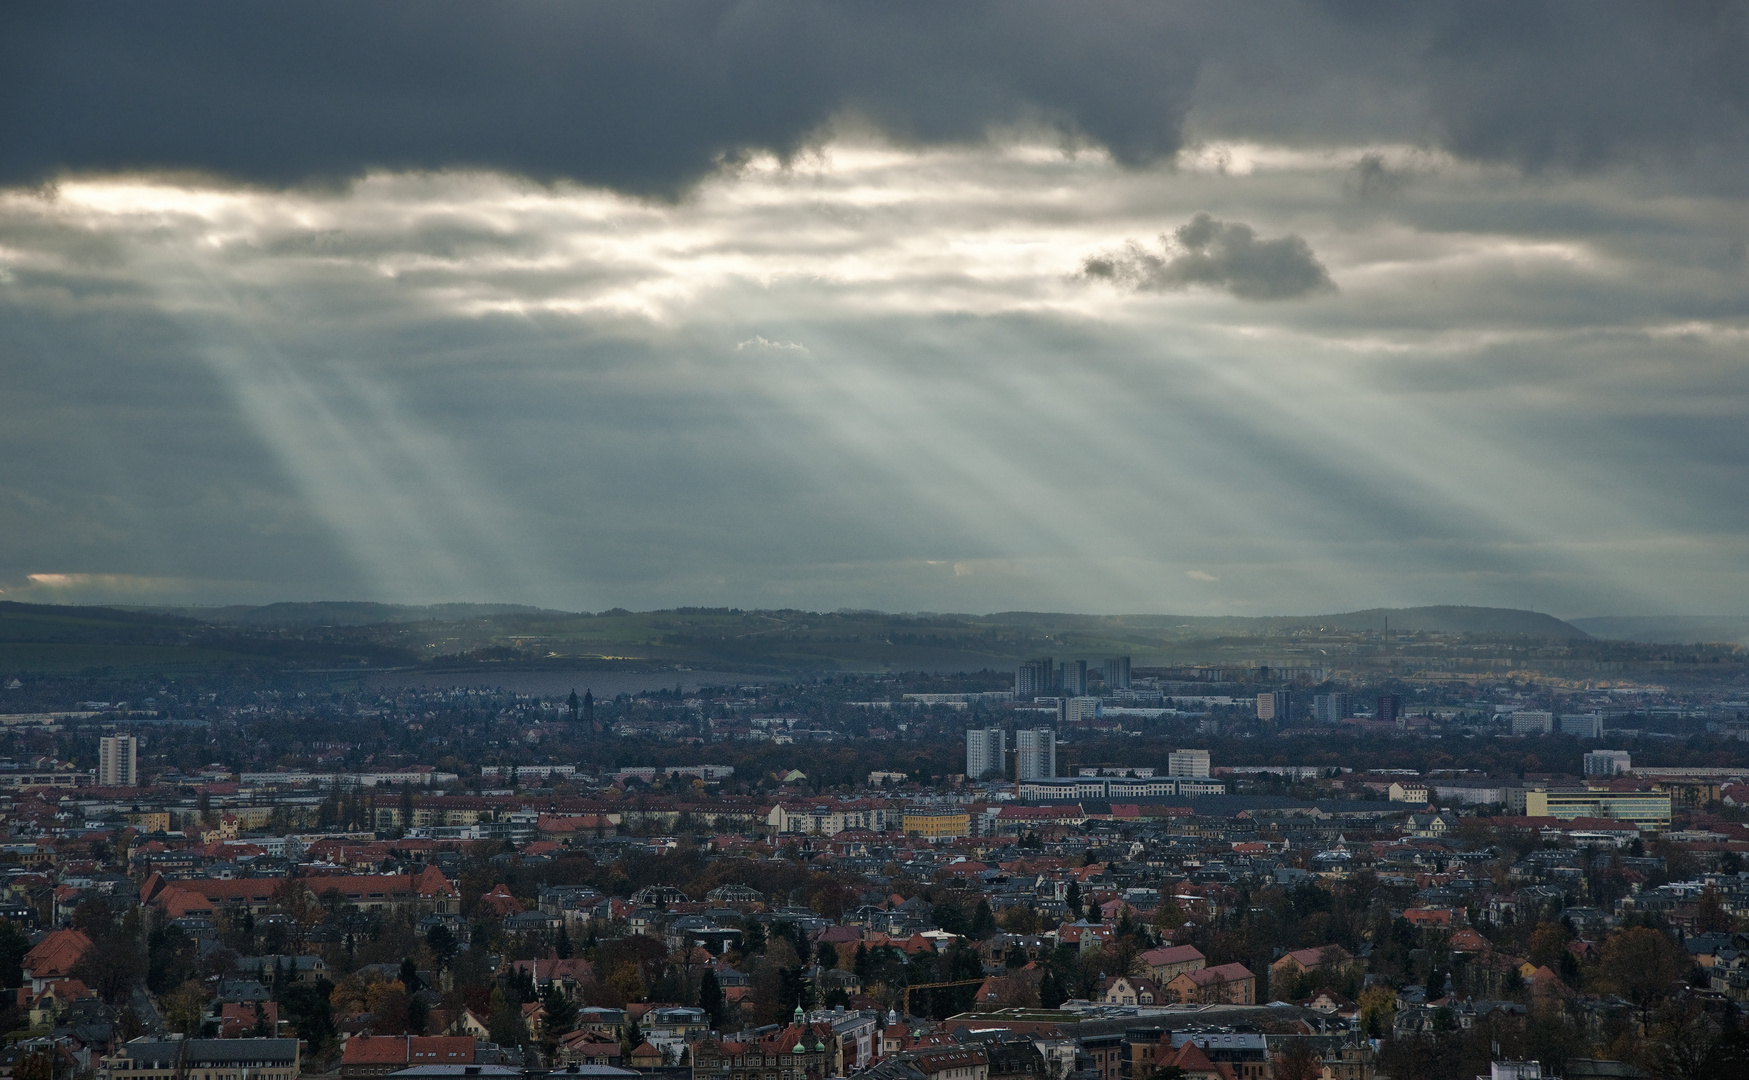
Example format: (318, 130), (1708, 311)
(1015, 659), (1055, 698)
(902, 808), (971, 840)
(1103, 657), (1131, 691)
(99, 1039), (298, 1080)
(966, 729), (1006, 781)
(1059, 661), (1088, 697)
(1063, 697), (1100, 723)
(692, 1022), (836, 1080)
(1583, 750), (1631, 777)
(1163, 1033), (1270, 1080)
(1313, 693), (1351, 723)
(766, 800), (891, 836)
(338, 1037), (477, 1080)
(1167, 749), (1210, 778)
(1511, 711), (1555, 735)
(99, 734), (137, 787)
(1376, 695), (1402, 726)
(1014, 729), (1056, 780)
(1165, 962), (1255, 1004)
(1560, 713), (1603, 738)
(1016, 775), (1224, 801)
(1271, 945), (1355, 987)
(141, 865), (459, 918)
(1139, 944), (1206, 982)
(1388, 781), (1430, 803)
(1255, 692), (1289, 722)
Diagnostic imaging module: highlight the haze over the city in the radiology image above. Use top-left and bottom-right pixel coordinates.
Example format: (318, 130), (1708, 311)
(4, 4), (1749, 617)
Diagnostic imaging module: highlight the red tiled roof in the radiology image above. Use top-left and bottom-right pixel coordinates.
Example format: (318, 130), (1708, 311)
(340, 1036), (476, 1065)
(23, 929), (92, 980)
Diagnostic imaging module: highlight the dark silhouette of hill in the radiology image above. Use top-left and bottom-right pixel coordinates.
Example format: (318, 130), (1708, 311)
(1570, 615), (1749, 645)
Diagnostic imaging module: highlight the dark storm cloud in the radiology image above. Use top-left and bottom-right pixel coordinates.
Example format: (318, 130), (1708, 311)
(1345, 153), (1408, 201)
(1082, 213), (1335, 300)
(0, 1), (1201, 196)
(3, 3), (1748, 196)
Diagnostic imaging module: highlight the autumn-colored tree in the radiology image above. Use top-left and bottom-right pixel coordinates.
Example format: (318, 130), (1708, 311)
(1695, 888), (1731, 934)
(999, 906), (1042, 935)
(367, 980), (412, 1034)
(1152, 899), (1186, 930)
(1601, 927), (1682, 1033)
(164, 979), (210, 1034)
(1527, 921), (1568, 970)
(1274, 1044), (1321, 1080)
(14, 1052), (51, 1080)
(1358, 985), (1395, 1037)
(606, 964), (647, 1006)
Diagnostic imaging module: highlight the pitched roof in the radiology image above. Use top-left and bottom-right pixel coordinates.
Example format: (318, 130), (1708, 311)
(23, 929), (92, 980)
(340, 1036), (476, 1065)
(1141, 944), (1205, 967)
(1274, 945), (1351, 969)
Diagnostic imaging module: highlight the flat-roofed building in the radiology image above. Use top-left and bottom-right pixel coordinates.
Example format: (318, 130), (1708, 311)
(1525, 788), (1671, 828)
(1014, 729), (1056, 780)
(1511, 711), (1555, 735)
(99, 735), (138, 787)
(965, 729), (1005, 781)
(1168, 749), (1210, 778)
(1103, 657), (1131, 690)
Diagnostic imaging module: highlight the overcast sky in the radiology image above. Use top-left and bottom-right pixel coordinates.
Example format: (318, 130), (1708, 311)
(3, 3), (1748, 617)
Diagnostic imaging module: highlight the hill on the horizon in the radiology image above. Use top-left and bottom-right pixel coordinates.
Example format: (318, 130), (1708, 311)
(0, 600), (1597, 677)
(146, 601), (551, 628)
(142, 601), (1588, 640)
(1570, 615), (1749, 646)
(988, 605), (1587, 640)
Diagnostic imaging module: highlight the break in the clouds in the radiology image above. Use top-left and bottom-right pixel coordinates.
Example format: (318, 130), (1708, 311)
(2, 5), (1749, 617)
(1081, 213), (1335, 300)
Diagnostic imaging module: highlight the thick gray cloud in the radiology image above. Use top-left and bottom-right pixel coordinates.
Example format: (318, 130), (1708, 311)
(3, 3), (1748, 196)
(1082, 213), (1335, 300)
(3, 6), (1749, 618)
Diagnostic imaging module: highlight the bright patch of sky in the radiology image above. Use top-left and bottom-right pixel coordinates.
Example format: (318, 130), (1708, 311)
(3, 133), (1747, 615)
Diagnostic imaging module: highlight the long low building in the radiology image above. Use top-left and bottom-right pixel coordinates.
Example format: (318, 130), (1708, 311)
(100, 1038), (298, 1080)
(141, 864), (459, 917)
(768, 800), (893, 835)
(1524, 788), (1671, 828)
(1017, 777), (1227, 802)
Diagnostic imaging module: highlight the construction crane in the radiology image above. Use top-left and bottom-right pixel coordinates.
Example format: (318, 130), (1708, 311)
(899, 978), (987, 1015)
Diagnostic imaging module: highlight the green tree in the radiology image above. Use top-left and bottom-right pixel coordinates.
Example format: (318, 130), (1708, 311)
(488, 986), (524, 1048)
(699, 969), (725, 1029)
(1039, 969), (1066, 1009)
(280, 980), (336, 1053)
(543, 981), (576, 1036)
(426, 924), (457, 970)
(0, 920), (32, 987)
(741, 917), (766, 954)
(815, 940), (839, 969)
(970, 900), (997, 941)
(931, 897), (970, 937)
(1065, 881), (1082, 920)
